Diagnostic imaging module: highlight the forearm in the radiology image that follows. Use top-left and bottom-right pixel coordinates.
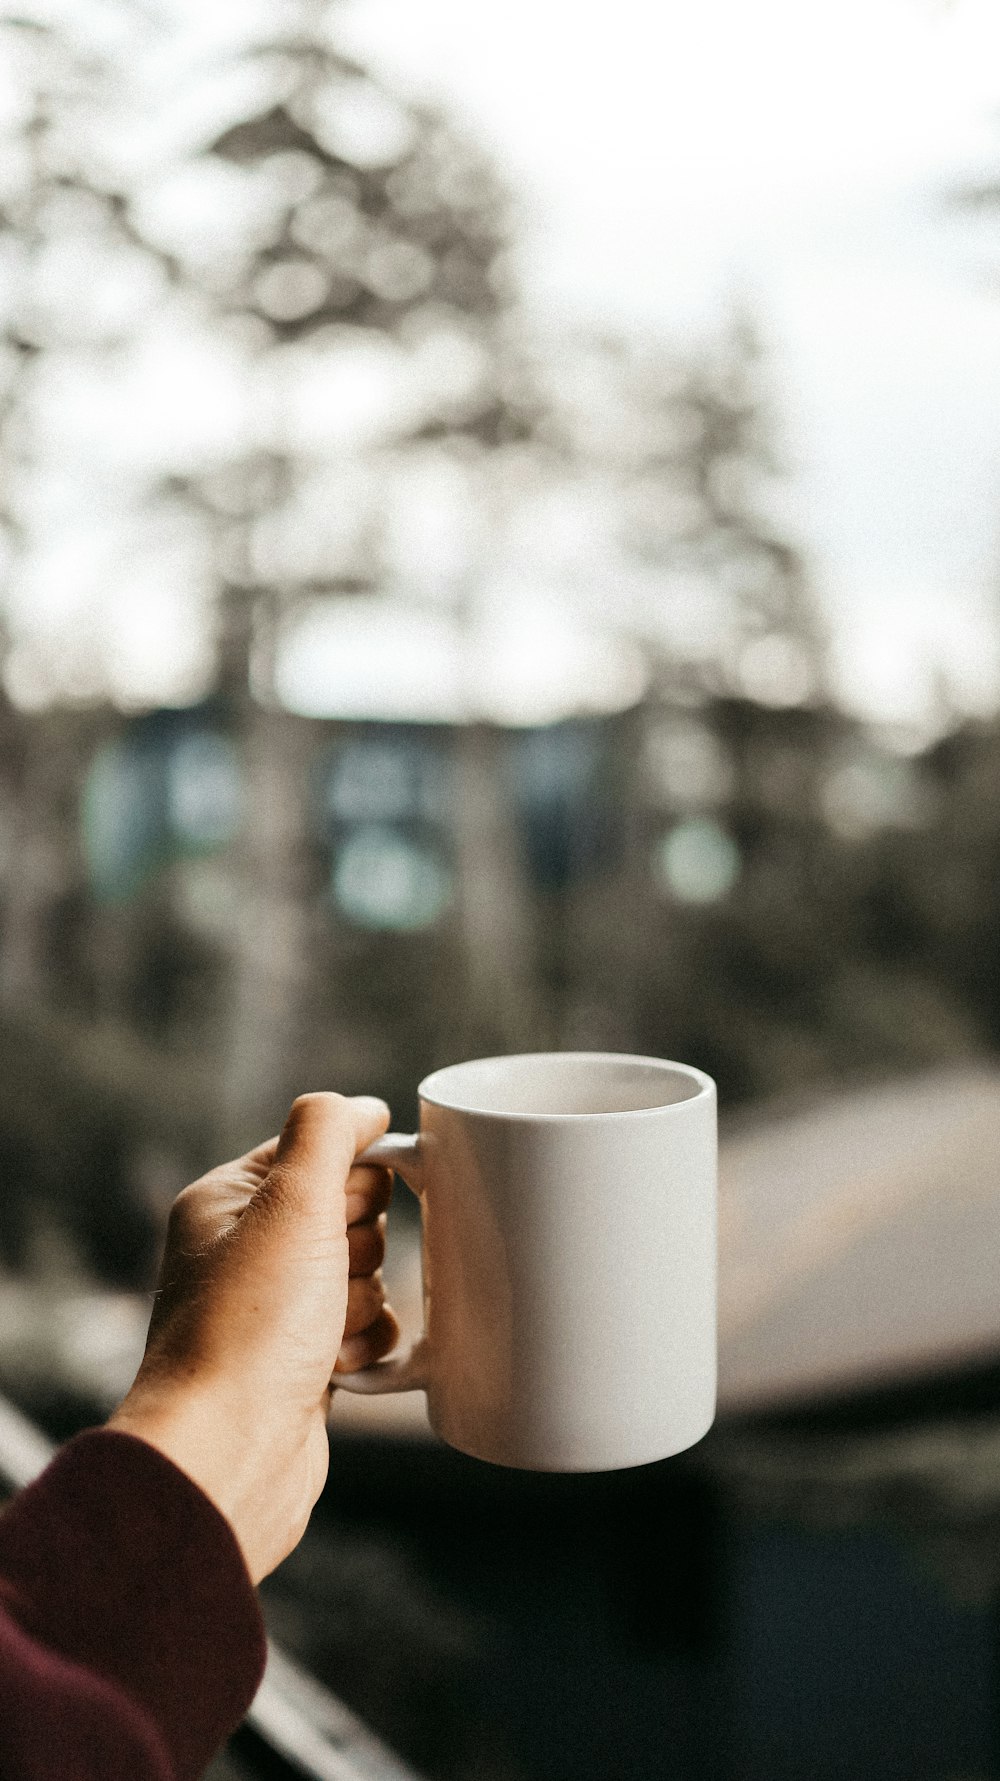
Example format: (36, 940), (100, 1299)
(0, 1429), (267, 1781)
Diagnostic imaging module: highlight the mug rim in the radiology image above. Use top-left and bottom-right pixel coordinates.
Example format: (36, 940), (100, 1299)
(417, 1051), (715, 1122)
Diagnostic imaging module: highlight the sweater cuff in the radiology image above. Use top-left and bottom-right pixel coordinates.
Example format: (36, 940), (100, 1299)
(0, 1428), (267, 1781)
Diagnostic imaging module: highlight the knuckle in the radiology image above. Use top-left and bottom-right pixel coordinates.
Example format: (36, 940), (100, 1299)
(355, 1268), (384, 1305)
(348, 1221), (386, 1273)
(364, 1308), (399, 1362)
(346, 1167), (392, 1217)
(167, 1183), (202, 1233)
(353, 1212), (383, 1246)
(346, 1162), (384, 1189)
(344, 1271), (386, 1334)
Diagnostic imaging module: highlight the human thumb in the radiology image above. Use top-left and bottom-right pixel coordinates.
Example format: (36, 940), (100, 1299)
(255, 1092), (391, 1243)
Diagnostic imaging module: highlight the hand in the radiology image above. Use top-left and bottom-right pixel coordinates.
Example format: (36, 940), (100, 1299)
(109, 1093), (398, 1583)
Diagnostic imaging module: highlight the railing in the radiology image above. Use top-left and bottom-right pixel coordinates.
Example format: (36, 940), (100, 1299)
(0, 1393), (423, 1781)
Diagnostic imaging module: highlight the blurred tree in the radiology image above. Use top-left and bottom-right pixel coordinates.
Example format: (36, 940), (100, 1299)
(6, 0), (984, 1181)
(896, 721), (1000, 1047)
(632, 319), (828, 705)
(121, 0), (548, 1135)
(528, 322), (837, 1082)
(551, 320), (829, 706)
(0, 10), (175, 1009)
(131, 0), (540, 687)
(0, 1), (547, 1161)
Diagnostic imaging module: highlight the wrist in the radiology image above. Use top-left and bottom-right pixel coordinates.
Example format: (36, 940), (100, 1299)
(109, 1385), (260, 1573)
(108, 1379), (326, 1584)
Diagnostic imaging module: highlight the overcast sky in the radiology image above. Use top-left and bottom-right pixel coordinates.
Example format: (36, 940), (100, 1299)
(9, 0), (1000, 724)
(332, 0), (1000, 723)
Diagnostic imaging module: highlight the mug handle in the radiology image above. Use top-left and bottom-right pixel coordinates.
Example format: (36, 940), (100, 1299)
(332, 1133), (429, 1395)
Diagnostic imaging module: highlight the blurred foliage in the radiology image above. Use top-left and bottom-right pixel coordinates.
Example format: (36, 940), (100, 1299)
(0, 0), (996, 1310)
(174, 3), (541, 690)
(545, 323), (828, 704)
(0, 0), (542, 701)
(0, 23), (998, 1779)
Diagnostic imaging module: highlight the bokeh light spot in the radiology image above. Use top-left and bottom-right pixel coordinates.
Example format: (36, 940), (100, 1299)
(254, 257), (328, 322)
(332, 826), (452, 930)
(656, 817), (741, 904)
(167, 732), (242, 847)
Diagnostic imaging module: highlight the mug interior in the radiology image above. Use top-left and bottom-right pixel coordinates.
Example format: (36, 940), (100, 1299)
(418, 1052), (709, 1119)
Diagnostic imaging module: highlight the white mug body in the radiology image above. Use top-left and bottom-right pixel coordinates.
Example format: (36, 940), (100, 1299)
(409, 1052), (717, 1471)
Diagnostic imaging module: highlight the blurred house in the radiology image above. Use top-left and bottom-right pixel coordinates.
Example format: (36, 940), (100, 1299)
(0, 649), (994, 1290)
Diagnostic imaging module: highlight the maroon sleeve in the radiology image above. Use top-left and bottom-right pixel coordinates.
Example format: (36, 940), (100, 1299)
(0, 1428), (268, 1781)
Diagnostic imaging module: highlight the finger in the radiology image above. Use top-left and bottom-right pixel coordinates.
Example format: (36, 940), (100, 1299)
(345, 1165), (392, 1226)
(347, 1215), (386, 1278)
(254, 1093), (391, 1239)
(168, 1177), (255, 1248)
(334, 1305), (400, 1374)
(343, 1271), (386, 1338)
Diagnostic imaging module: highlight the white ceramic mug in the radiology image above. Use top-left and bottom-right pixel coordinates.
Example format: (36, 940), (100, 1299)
(339, 1051), (717, 1472)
